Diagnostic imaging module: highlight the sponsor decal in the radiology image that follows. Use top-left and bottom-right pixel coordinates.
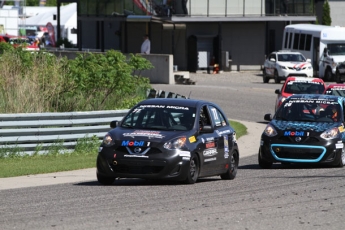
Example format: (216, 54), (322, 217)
(179, 151), (191, 157)
(284, 131), (304, 136)
(204, 157), (216, 162)
(113, 153), (117, 158)
(206, 137), (214, 141)
(121, 140), (147, 147)
(336, 143), (344, 149)
(339, 126), (344, 133)
(124, 155), (149, 158)
(201, 138), (205, 143)
(138, 105), (189, 110)
(189, 136), (196, 143)
(203, 148), (218, 157)
(123, 130), (164, 139)
(216, 130), (231, 136)
(206, 142), (215, 148)
(182, 156), (190, 161)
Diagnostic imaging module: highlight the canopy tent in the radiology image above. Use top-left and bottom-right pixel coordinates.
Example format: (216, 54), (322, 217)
(20, 3), (77, 44)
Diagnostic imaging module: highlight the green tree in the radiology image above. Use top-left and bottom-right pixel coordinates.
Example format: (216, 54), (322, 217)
(322, 0), (332, 26)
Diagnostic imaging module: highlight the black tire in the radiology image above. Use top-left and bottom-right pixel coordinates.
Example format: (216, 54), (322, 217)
(324, 68), (333, 82)
(220, 150), (239, 180)
(274, 70), (280, 84)
(97, 172), (115, 185)
(184, 153), (199, 184)
(337, 145), (345, 168)
(335, 70), (343, 83)
(258, 148), (273, 169)
(263, 68), (269, 83)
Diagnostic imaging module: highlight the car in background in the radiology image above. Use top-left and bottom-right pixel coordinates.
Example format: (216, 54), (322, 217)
(274, 76), (325, 112)
(325, 83), (345, 97)
(335, 62), (345, 83)
(8, 37), (39, 51)
(96, 98), (239, 185)
(259, 94), (345, 169)
(263, 50), (313, 83)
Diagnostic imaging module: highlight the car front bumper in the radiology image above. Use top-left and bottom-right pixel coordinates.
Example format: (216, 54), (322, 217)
(96, 146), (191, 181)
(278, 68), (313, 78)
(260, 135), (343, 165)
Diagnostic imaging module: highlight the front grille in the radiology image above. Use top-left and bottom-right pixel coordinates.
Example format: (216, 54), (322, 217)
(115, 146), (162, 154)
(111, 164), (164, 174)
(272, 146), (323, 160)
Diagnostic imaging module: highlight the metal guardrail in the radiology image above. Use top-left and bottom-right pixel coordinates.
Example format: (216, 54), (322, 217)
(0, 110), (129, 156)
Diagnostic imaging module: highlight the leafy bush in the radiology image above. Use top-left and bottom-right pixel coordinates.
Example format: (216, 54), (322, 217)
(0, 49), (153, 113)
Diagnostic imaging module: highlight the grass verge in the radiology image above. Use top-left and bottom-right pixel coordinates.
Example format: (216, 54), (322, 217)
(0, 120), (247, 178)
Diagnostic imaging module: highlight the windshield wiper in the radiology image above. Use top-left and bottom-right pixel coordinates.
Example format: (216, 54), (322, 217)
(121, 124), (135, 128)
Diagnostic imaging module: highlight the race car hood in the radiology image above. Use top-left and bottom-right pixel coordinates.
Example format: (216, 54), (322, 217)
(271, 120), (340, 133)
(284, 62), (311, 69)
(108, 127), (191, 143)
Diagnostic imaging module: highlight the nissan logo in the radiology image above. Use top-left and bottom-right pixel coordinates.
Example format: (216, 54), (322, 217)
(134, 147), (142, 153)
(295, 137), (302, 142)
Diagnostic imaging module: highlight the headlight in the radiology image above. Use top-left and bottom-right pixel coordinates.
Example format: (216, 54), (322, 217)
(332, 62), (337, 68)
(102, 133), (115, 146)
(232, 132), (237, 142)
(263, 124), (277, 137)
(279, 65), (287, 69)
(163, 136), (187, 150)
(320, 127), (339, 140)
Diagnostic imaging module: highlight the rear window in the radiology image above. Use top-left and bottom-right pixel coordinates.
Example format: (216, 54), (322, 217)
(325, 87), (345, 97)
(284, 81), (325, 94)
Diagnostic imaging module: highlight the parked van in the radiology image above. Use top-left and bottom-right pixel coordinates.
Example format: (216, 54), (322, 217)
(282, 24), (345, 81)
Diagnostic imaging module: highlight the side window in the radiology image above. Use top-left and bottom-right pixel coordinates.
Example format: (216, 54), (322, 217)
(199, 105), (212, 128)
(288, 33), (293, 49)
(293, 33), (300, 50)
(209, 106), (227, 127)
(299, 33), (306, 50)
(284, 32), (289, 49)
(305, 34), (312, 51)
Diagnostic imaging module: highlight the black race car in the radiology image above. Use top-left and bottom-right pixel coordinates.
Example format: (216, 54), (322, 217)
(97, 98), (239, 185)
(259, 94), (345, 168)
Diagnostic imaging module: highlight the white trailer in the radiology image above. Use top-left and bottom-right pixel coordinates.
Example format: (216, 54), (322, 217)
(282, 24), (345, 81)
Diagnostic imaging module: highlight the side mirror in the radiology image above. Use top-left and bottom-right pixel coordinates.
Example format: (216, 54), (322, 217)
(200, 125), (214, 133)
(110, 120), (119, 129)
(275, 89), (281, 94)
(270, 58), (276, 62)
(306, 58), (311, 63)
(323, 47), (328, 57)
(264, 114), (272, 121)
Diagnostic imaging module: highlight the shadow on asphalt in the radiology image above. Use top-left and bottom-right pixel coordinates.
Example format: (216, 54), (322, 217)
(75, 177), (220, 187)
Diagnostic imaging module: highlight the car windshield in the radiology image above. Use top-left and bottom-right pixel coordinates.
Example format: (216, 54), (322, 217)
(327, 43), (345, 56)
(325, 87), (345, 97)
(284, 81), (325, 94)
(275, 98), (341, 122)
(277, 54), (306, 62)
(121, 104), (196, 131)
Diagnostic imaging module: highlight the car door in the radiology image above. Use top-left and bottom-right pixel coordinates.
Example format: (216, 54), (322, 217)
(266, 53), (277, 77)
(206, 105), (233, 174)
(197, 105), (221, 176)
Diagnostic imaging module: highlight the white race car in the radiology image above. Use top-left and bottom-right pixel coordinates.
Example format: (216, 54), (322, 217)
(263, 50), (313, 83)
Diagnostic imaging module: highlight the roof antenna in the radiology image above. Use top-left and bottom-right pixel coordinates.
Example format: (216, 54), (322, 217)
(188, 91), (192, 99)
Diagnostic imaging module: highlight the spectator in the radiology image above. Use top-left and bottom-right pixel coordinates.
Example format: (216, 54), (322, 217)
(141, 34), (151, 54)
(182, 0), (188, 15)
